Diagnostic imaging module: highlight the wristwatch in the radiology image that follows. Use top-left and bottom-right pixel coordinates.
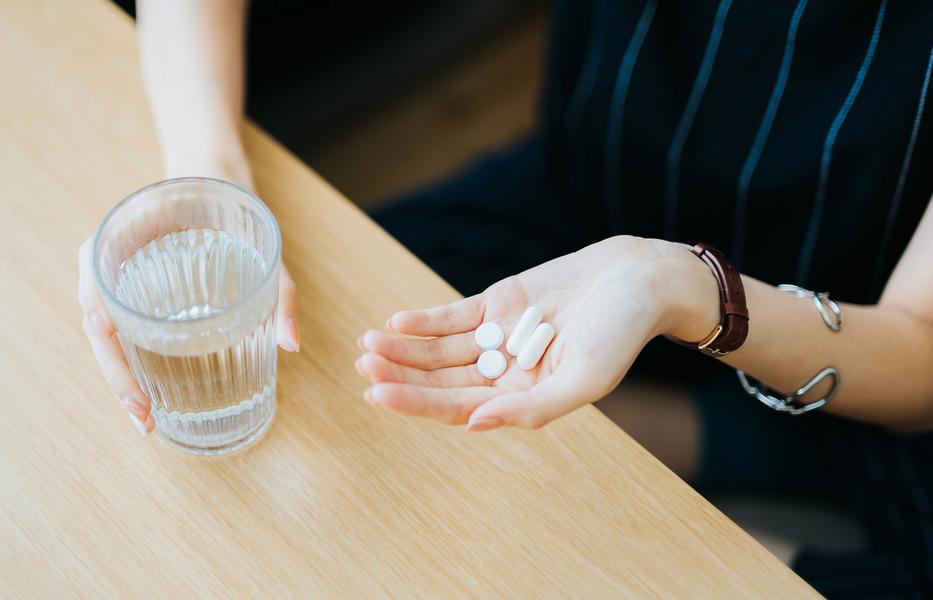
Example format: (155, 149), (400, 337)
(670, 243), (749, 357)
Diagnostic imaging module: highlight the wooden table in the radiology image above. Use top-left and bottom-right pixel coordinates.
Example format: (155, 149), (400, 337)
(0, 1), (818, 597)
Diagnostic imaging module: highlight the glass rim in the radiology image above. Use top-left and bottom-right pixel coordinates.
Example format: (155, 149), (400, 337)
(92, 177), (282, 327)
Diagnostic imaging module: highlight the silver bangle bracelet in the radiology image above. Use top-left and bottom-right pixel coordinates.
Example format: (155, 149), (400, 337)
(735, 284), (842, 415)
(776, 284), (842, 332)
(737, 367), (839, 415)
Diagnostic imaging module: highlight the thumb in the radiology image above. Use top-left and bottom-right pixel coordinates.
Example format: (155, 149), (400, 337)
(276, 262), (300, 352)
(467, 360), (603, 431)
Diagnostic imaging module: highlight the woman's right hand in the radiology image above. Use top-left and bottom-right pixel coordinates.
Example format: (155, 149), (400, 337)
(355, 236), (721, 431)
(78, 166), (301, 437)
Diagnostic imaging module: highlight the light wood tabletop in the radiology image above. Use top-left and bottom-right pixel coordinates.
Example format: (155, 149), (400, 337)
(0, 1), (819, 597)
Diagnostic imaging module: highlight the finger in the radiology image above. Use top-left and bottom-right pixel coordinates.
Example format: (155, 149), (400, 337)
(78, 239), (117, 346)
(82, 314), (153, 430)
(277, 263), (300, 352)
(127, 412), (156, 438)
(388, 294), (484, 337)
(466, 360), (599, 431)
(355, 352), (489, 388)
(79, 238), (153, 433)
(77, 238), (105, 315)
(365, 382), (500, 425)
(360, 329), (479, 369)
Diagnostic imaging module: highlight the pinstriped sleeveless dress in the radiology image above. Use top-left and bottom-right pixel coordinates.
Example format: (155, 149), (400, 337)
(375, 1), (933, 593)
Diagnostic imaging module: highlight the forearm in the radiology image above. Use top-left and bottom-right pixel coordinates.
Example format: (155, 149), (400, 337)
(728, 277), (933, 429)
(137, 0), (251, 184)
(665, 244), (933, 431)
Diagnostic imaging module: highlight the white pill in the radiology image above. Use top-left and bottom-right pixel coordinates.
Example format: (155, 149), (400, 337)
(474, 322), (504, 350)
(506, 305), (543, 356)
(477, 350), (507, 380)
(517, 323), (556, 370)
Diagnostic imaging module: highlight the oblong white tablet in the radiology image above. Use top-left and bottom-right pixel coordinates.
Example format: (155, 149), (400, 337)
(506, 305), (543, 356)
(474, 322), (504, 350)
(516, 323), (555, 370)
(477, 350), (507, 380)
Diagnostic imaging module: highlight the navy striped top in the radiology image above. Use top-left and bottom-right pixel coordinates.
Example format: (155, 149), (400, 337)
(543, 0), (933, 304)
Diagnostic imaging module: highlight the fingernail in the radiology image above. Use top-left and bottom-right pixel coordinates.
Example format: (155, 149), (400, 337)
(120, 393), (147, 418)
(354, 358), (366, 379)
(287, 317), (300, 352)
(466, 417), (502, 433)
(357, 336), (366, 351)
(363, 388), (374, 404)
(89, 311), (112, 341)
(128, 413), (148, 438)
(385, 317), (394, 331)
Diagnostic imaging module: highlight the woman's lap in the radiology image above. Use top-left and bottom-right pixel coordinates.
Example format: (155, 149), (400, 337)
(689, 370), (847, 500)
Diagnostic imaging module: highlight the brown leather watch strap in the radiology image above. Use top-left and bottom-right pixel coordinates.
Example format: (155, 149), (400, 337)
(673, 243), (749, 357)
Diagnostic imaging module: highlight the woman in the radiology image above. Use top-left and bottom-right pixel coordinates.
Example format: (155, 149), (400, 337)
(78, 0), (933, 594)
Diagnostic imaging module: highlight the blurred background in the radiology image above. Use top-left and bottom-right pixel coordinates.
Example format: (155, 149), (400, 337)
(113, 0), (548, 209)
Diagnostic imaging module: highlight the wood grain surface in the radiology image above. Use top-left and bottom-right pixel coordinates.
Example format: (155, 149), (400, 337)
(0, 1), (819, 597)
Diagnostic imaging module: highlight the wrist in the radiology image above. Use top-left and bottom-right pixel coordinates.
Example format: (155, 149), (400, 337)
(164, 152), (254, 191)
(161, 128), (253, 190)
(653, 242), (722, 342)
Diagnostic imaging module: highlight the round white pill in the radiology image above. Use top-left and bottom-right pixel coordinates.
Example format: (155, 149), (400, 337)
(474, 322), (504, 350)
(477, 350), (507, 380)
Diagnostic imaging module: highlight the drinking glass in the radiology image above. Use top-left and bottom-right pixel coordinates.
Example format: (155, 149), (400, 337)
(93, 178), (281, 455)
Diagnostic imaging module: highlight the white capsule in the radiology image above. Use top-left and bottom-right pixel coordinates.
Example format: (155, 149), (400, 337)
(477, 350), (507, 380)
(517, 323), (556, 370)
(474, 322), (504, 350)
(506, 305), (543, 356)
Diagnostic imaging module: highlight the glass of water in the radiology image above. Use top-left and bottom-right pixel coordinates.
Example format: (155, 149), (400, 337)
(93, 178), (281, 455)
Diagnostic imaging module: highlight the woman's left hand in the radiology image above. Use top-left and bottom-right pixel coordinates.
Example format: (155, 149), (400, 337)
(355, 236), (720, 432)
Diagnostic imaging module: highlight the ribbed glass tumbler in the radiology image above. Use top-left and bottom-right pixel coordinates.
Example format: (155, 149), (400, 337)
(93, 178), (280, 455)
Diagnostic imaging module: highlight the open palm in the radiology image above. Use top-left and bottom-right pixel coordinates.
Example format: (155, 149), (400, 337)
(357, 237), (687, 431)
